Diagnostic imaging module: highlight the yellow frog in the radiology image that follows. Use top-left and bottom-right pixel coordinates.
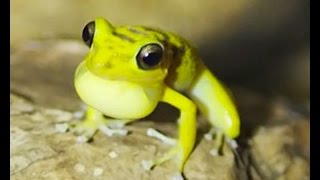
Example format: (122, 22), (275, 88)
(71, 17), (240, 174)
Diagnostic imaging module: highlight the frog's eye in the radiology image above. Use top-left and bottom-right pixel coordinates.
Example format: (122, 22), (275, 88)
(82, 21), (95, 47)
(136, 43), (163, 70)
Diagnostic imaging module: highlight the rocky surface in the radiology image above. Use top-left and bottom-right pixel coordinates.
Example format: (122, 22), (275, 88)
(10, 40), (309, 180)
(10, 93), (247, 180)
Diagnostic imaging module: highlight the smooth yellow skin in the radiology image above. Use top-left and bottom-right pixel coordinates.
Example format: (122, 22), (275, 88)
(73, 18), (240, 173)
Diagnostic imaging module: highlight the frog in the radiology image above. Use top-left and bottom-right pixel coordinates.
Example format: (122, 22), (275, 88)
(70, 17), (240, 174)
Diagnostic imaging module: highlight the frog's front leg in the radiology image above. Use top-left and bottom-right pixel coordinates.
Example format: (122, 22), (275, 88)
(68, 106), (136, 142)
(150, 86), (197, 172)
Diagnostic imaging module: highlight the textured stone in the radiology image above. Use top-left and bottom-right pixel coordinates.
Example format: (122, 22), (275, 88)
(10, 93), (244, 180)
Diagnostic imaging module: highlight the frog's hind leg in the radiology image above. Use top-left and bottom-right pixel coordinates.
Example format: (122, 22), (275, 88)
(187, 63), (240, 140)
(187, 63), (240, 153)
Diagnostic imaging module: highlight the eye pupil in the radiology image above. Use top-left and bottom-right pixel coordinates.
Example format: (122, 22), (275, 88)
(137, 44), (163, 70)
(82, 21), (95, 47)
(143, 52), (162, 67)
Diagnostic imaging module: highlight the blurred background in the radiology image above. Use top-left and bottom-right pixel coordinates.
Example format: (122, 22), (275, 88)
(10, 0), (309, 107)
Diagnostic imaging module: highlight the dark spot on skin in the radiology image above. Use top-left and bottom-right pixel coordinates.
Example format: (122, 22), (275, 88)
(141, 27), (169, 41)
(161, 33), (170, 43)
(104, 62), (112, 68)
(141, 27), (158, 32)
(107, 46), (114, 50)
(170, 45), (185, 59)
(112, 31), (135, 43)
(127, 27), (148, 35)
(172, 46), (180, 59)
(179, 45), (186, 54)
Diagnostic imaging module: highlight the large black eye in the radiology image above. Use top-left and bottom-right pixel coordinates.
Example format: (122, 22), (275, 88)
(82, 21), (95, 47)
(136, 43), (163, 70)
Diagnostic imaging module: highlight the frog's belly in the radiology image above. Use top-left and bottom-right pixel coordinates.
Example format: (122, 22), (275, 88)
(75, 67), (163, 119)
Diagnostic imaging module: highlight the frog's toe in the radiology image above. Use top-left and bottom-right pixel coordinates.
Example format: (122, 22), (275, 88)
(171, 173), (184, 180)
(141, 158), (185, 179)
(226, 138), (238, 149)
(203, 128), (226, 155)
(209, 137), (238, 156)
(67, 121), (98, 141)
(144, 128), (188, 172)
(209, 148), (219, 156)
(143, 145), (186, 172)
(99, 125), (129, 136)
(203, 128), (218, 141)
(146, 128), (176, 145)
(154, 147), (180, 166)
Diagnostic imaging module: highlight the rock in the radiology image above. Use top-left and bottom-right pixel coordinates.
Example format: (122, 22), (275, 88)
(248, 104), (310, 179)
(10, 93), (245, 180)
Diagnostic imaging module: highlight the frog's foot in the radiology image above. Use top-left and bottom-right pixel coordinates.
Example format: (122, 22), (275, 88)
(204, 128), (239, 156)
(142, 144), (187, 178)
(99, 124), (129, 137)
(203, 128), (225, 156)
(204, 128), (216, 141)
(68, 118), (131, 143)
(143, 128), (189, 175)
(68, 119), (101, 143)
(226, 137), (238, 149)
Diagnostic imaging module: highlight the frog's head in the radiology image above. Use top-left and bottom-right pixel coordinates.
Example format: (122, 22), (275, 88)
(81, 17), (176, 84)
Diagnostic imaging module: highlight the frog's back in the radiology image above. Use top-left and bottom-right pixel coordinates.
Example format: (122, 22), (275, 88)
(160, 31), (200, 92)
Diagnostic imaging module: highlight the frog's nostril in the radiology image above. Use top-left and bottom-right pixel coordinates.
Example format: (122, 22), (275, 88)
(104, 62), (112, 69)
